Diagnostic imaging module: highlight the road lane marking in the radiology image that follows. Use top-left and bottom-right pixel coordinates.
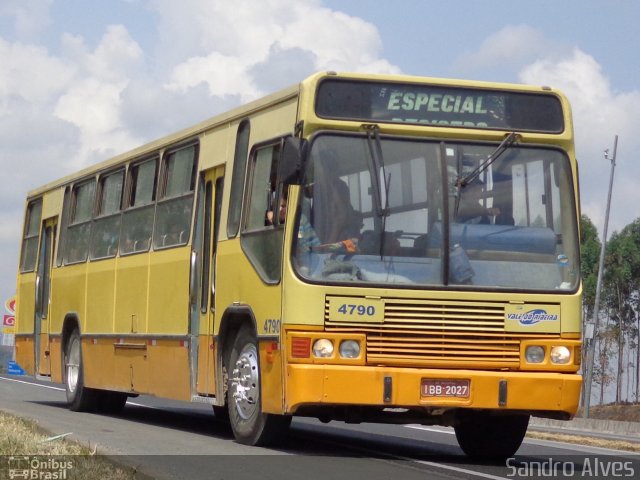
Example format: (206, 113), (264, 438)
(0, 376), (163, 410)
(405, 457), (511, 480)
(405, 425), (455, 435)
(0, 376), (64, 391)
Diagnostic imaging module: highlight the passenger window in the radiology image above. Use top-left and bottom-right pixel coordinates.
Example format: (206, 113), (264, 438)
(90, 170), (124, 260)
(153, 145), (197, 248)
(121, 158), (157, 254)
(64, 180), (96, 264)
(227, 120), (250, 238)
(20, 199), (43, 272)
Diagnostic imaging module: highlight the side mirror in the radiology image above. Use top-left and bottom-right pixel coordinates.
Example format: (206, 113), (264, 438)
(279, 136), (307, 186)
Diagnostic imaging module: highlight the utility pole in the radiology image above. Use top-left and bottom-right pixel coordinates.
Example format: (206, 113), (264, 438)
(583, 135), (618, 418)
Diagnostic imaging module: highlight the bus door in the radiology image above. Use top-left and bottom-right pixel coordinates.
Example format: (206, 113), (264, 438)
(191, 167), (225, 396)
(34, 218), (56, 377)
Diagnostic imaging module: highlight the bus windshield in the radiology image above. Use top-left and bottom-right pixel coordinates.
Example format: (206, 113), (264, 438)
(292, 133), (579, 291)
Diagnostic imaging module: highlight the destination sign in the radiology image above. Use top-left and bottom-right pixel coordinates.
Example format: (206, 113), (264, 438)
(316, 79), (564, 133)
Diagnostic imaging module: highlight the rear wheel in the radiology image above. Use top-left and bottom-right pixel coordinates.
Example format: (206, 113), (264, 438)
(64, 329), (97, 412)
(227, 326), (291, 445)
(454, 411), (530, 460)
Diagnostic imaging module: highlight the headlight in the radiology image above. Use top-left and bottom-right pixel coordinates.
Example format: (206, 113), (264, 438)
(525, 345), (545, 363)
(550, 346), (571, 364)
(312, 339), (334, 358)
(339, 340), (360, 359)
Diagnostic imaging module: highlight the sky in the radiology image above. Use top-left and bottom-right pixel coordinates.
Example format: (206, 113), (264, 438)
(1, 0), (639, 306)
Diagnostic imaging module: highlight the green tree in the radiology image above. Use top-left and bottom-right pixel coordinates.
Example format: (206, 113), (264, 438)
(580, 215), (601, 319)
(603, 220), (640, 404)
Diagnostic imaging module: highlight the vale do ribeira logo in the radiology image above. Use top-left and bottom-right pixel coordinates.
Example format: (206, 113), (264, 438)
(507, 309), (558, 326)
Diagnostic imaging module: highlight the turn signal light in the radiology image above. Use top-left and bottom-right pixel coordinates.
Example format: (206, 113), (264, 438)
(291, 337), (311, 358)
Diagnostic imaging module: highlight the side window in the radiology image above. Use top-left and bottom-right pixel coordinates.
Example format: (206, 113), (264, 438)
(153, 144), (197, 248)
(121, 158), (157, 254)
(64, 180), (96, 264)
(246, 146), (280, 230)
(240, 142), (283, 283)
(56, 187), (71, 267)
(90, 170), (124, 259)
(19, 199), (43, 272)
(227, 120), (250, 238)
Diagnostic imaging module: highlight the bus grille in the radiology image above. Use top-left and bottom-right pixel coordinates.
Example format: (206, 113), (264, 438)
(325, 297), (556, 369)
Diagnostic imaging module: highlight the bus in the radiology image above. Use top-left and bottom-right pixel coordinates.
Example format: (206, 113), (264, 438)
(14, 71), (582, 459)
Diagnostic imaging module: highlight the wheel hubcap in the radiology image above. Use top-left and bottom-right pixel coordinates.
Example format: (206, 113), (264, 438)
(66, 337), (80, 393)
(231, 343), (259, 420)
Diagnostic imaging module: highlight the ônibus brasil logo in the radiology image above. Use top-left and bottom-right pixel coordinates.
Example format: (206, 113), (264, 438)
(507, 309), (558, 326)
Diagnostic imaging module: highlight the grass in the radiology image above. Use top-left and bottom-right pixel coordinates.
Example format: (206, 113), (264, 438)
(0, 411), (137, 479)
(526, 430), (640, 452)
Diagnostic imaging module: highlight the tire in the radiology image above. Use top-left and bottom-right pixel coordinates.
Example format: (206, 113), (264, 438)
(227, 326), (291, 445)
(454, 411), (530, 460)
(63, 329), (98, 412)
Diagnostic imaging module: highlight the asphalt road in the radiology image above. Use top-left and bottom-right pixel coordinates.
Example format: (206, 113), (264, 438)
(1, 374), (638, 480)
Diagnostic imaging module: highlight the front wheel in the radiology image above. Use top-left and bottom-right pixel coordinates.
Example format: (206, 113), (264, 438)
(227, 326), (291, 445)
(454, 411), (530, 460)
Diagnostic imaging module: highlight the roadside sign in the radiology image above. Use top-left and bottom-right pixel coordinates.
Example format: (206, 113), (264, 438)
(3, 315), (14, 327)
(7, 360), (25, 375)
(5, 296), (16, 314)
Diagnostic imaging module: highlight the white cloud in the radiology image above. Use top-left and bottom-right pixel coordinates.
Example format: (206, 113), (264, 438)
(456, 25), (561, 72)
(86, 25), (144, 82)
(0, 0), (53, 38)
(519, 48), (640, 235)
(166, 52), (261, 101)
(157, 0), (399, 100)
(0, 38), (75, 105)
(52, 25), (147, 168)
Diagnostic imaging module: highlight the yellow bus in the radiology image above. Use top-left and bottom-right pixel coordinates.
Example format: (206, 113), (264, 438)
(14, 71), (582, 459)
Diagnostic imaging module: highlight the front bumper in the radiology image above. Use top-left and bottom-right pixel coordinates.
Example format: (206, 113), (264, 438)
(286, 363), (581, 417)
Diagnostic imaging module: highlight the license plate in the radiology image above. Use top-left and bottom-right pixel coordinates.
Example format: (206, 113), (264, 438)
(421, 379), (470, 398)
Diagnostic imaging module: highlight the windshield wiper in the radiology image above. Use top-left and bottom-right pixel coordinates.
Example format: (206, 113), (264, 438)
(456, 132), (520, 188)
(363, 124), (391, 259)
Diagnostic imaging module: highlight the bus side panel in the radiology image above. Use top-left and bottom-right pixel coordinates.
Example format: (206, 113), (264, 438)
(111, 253), (149, 392)
(86, 259), (116, 334)
(114, 254), (149, 334)
(147, 247), (190, 335)
(82, 258), (117, 388)
(14, 336), (35, 375)
(146, 247), (191, 399)
(50, 262), (87, 333)
(82, 337), (118, 390)
(49, 336), (63, 384)
(15, 273), (37, 374)
(147, 339), (191, 400)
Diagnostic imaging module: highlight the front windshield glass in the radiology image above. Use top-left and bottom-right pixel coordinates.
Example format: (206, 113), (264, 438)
(291, 133), (579, 292)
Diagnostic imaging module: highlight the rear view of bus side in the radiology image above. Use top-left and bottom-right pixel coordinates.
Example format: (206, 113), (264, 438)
(15, 72), (582, 459)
